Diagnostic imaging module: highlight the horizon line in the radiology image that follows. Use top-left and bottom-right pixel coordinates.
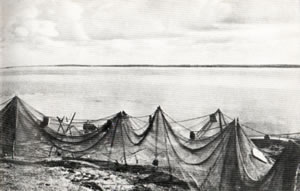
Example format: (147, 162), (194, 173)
(1, 64), (300, 69)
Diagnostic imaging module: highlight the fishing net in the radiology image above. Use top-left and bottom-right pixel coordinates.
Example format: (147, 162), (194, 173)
(1, 96), (300, 191)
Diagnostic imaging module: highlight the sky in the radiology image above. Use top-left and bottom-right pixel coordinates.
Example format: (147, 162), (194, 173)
(0, 0), (300, 67)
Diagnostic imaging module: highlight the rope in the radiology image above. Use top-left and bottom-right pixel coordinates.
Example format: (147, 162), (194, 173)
(170, 114), (212, 123)
(48, 132), (108, 154)
(20, 99), (45, 117)
(122, 121), (143, 145)
(128, 114), (151, 118)
(0, 97), (14, 106)
(122, 117), (153, 146)
(159, 109), (215, 142)
(127, 110), (155, 119)
(17, 101), (109, 145)
(128, 114), (151, 119)
(64, 113), (117, 123)
(42, 128), (105, 144)
(126, 118), (151, 138)
(163, 114), (231, 165)
(89, 113), (118, 122)
(223, 113), (266, 135)
(128, 117), (149, 130)
(270, 132), (300, 136)
(241, 124), (266, 135)
(197, 122), (212, 138)
(223, 113), (233, 121)
(162, 110), (194, 131)
(187, 118), (210, 130)
(224, 112), (300, 137)
(127, 111), (155, 123)
(197, 126), (225, 136)
(163, 110), (226, 152)
(159, 111), (191, 142)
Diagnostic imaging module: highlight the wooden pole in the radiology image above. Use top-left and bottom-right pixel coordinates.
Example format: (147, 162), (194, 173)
(12, 140), (15, 159)
(107, 114), (119, 167)
(154, 109), (159, 160)
(161, 110), (172, 181)
(221, 112), (227, 126)
(120, 113), (127, 165)
(65, 112), (76, 135)
(13, 97), (18, 160)
(49, 116), (65, 157)
(218, 109), (223, 132)
(48, 146), (53, 157)
(57, 116), (65, 134)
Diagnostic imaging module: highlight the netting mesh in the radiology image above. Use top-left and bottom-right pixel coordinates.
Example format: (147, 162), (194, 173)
(1, 96), (300, 191)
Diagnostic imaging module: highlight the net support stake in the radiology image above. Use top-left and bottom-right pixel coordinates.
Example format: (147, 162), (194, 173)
(120, 114), (127, 165)
(48, 146), (53, 157)
(218, 109), (223, 132)
(163, 118), (172, 180)
(12, 97), (19, 159)
(107, 113), (120, 167)
(65, 112), (76, 136)
(154, 109), (159, 160)
(12, 140), (15, 159)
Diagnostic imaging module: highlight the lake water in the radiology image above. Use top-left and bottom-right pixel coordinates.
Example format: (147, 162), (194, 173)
(1, 67), (300, 134)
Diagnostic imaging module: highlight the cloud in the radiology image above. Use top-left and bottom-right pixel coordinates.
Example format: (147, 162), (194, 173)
(2, 0), (88, 42)
(39, 0), (89, 41)
(1, 0), (300, 67)
(1, 0), (233, 42)
(0, 1), (3, 38)
(228, 0), (300, 23)
(2, 23), (300, 67)
(3, 0), (39, 40)
(79, 0), (232, 40)
(13, 20), (58, 41)
(2, 0), (300, 42)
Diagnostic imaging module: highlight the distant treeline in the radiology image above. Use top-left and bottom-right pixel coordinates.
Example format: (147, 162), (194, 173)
(2, 64), (300, 69)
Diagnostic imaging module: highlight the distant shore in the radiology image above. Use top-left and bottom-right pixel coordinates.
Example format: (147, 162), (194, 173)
(1, 64), (300, 69)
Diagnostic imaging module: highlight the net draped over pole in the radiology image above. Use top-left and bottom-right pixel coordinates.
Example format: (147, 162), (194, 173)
(1, 96), (300, 191)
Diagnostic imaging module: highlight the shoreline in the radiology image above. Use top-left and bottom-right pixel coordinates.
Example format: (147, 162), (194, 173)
(2, 64), (300, 70)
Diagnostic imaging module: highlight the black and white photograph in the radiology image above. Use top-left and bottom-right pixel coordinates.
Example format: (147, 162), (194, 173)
(0, 0), (300, 190)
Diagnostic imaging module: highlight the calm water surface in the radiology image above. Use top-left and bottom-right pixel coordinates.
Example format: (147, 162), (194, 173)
(1, 67), (300, 134)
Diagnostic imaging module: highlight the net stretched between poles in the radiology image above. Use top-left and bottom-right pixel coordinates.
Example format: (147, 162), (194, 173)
(1, 96), (300, 191)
